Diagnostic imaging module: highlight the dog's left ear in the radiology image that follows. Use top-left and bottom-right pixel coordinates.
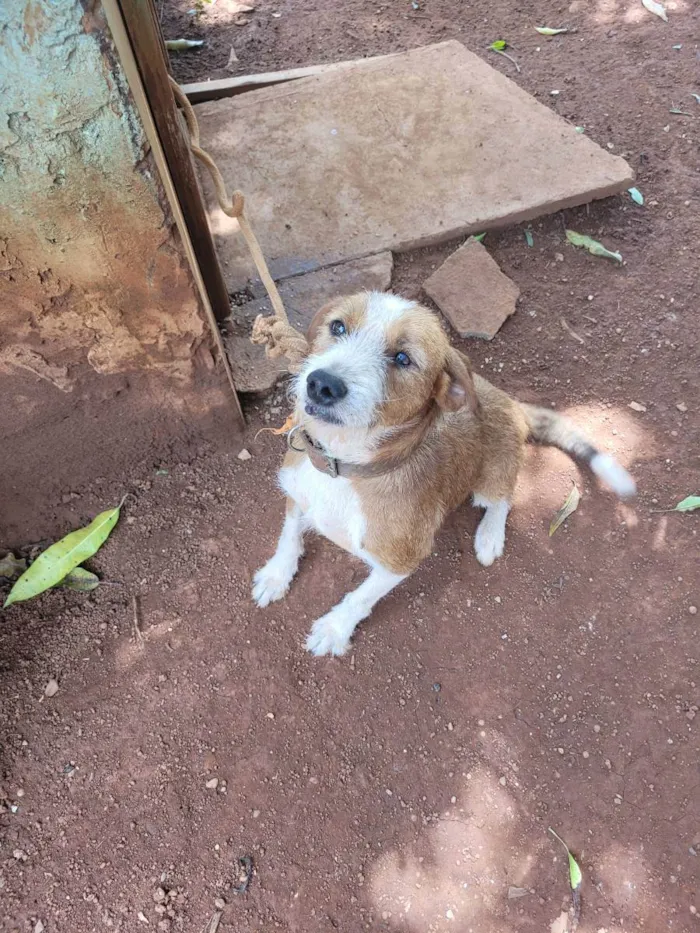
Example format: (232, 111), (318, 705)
(435, 349), (479, 414)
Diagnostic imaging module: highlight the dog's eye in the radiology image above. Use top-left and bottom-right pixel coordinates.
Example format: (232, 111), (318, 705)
(394, 350), (411, 367)
(330, 320), (346, 337)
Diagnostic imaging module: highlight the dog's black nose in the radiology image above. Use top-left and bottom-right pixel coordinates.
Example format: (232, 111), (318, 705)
(306, 369), (347, 406)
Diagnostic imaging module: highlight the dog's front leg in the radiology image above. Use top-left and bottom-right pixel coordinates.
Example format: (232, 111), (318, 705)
(305, 562), (408, 657)
(252, 500), (305, 607)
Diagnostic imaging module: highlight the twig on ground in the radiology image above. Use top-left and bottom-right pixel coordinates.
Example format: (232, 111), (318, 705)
(132, 595), (144, 646)
(560, 318), (585, 344)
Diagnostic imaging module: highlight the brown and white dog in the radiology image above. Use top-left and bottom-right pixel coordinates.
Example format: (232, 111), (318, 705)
(253, 291), (635, 656)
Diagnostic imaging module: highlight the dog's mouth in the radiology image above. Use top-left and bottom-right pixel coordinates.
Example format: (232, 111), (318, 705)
(304, 402), (344, 426)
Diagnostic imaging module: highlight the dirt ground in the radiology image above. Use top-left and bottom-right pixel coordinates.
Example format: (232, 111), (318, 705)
(2, 1), (700, 931)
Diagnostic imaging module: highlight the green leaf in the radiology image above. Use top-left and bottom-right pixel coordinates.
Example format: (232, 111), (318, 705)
(524, 228), (534, 247)
(0, 553), (27, 580)
(574, 125), (585, 133)
(165, 38), (205, 50)
(535, 26), (569, 36)
(674, 495), (700, 512)
(60, 567), (100, 593)
(549, 828), (583, 890)
(470, 232), (486, 242)
(4, 500), (124, 607)
(490, 40), (507, 51)
(641, 0), (668, 22)
(628, 186), (644, 205)
(549, 482), (581, 536)
(566, 230), (622, 264)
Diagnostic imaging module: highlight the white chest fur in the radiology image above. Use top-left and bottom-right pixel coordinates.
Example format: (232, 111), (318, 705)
(279, 458), (367, 558)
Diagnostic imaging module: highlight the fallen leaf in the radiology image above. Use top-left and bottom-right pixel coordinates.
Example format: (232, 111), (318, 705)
(549, 828), (582, 932)
(4, 499), (124, 607)
(44, 679), (59, 698)
(669, 108), (691, 115)
(471, 232), (487, 242)
(627, 186), (644, 205)
(165, 38), (205, 50)
(60, 567), (100, 593)
(565, 230), (622, 264)
(273, 412), (298, 434)
(524, 228), (534, 247)
(0, 553), (27, 579)
(549, 483), (581, 536)
(641, 0), (668, 21)
(489, 39), (507, 51)
(628, 401), (647, 412)
(535, 26), (570, 36)
(674, 495), (700, 512)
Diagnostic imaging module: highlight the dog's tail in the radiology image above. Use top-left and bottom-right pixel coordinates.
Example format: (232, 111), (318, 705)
(520, 403), (636, 498)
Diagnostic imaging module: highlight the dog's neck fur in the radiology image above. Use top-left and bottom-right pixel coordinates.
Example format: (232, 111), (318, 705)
(298, 401), (443, 470)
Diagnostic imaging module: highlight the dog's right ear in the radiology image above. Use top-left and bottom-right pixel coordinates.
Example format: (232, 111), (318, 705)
(306, 301), (336, 347)
(434, 348), (479, 414)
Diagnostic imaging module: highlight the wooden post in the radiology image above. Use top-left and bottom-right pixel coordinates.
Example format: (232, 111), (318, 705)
(117, 0), (232, 329)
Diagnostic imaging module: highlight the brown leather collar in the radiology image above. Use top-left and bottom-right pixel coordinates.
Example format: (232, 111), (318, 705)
(288, 417), (433, 480)
(286, 428), (405, 479)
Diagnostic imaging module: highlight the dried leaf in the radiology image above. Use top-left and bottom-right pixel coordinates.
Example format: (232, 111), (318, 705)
(627, 186), (644, 205)
(44, 679), (59, 698)
(4, 500), (124, 607)
(669, 108), (691, 115)
(641, 0), (668, 21)
(535, 26), (569, 36)
(508, 886), (529, 898)
(165, 38), (205, 50)
(549, 483), (580, 536)
(674, 495), (700, 512)
(566, 230), (622, 264)
(0, 553), (27, 579)
(60, 567), (100, 593)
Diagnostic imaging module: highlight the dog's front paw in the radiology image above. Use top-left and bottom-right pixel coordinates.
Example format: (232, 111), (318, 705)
(305, 610), (353, 657)
(252, 560), (293, 608)
(474, 521), (505, 567)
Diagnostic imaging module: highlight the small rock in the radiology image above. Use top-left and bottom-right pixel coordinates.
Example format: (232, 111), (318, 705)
(252, 809), (261, 818)
(508, 886), (529, 899)
(137, 912), (149, 924)
(676, 402), (688, 413)
(214, 897), (226, 910)
(44, 678), (59, 698)
(154, 888), (167, 903)
(206, 777), (219, 790)
(16, 788), (25, 797)
(593, 724), (601, 733)
(446, 908), (455, 920)
(689, 606), (697, 615)
(34, 923), (45, 933)
(499, 776), (507, 786)
(13, 848), (27, 861)
(157, 921), (171, 933)
(423, 239), (520, 340)
(237, 448), (252, 461)
(628, 401), (646, 412)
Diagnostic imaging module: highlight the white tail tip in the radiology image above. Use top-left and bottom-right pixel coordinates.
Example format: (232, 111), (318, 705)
(590, 453), (636, 498)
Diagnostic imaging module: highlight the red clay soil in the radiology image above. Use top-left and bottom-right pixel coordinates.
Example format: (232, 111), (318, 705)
(2, 2), (700, 932)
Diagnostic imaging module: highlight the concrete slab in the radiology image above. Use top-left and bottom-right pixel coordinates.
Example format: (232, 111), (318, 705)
(224, 252), (393, 393)
(195, 41), (633, 291)
(423, 239), (519, 340)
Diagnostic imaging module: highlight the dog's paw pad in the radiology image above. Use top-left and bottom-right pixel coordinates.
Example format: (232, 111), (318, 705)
(305, 614), (352, 657)
(252, 562), (291, 608)
(474, 524), (505, 567)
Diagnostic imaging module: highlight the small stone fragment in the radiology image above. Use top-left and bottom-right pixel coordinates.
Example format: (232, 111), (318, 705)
(508, 886), (529, 899)
(423, 239), (520, 340)
(44, 679), (59, 698)
(628, 401), (646, 412)
(214, 897), (226, 910)
(676, 402), (688, 412)
(206, 777), (219, 790)
(237, 448), (252, 461)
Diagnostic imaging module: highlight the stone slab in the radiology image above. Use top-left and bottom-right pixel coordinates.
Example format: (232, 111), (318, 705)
(224, 252), (393, 393)
(194, 41), (633, 291)
(423, 239), (519, 340)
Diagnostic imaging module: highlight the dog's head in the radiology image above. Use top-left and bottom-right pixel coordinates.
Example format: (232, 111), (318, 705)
(296, 291), (478, 430)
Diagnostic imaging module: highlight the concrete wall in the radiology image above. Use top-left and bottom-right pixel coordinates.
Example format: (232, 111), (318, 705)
(0, 0), (238, 545)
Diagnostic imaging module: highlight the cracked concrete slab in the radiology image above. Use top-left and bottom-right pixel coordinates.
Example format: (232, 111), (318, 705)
(195, 41), (633, 291)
